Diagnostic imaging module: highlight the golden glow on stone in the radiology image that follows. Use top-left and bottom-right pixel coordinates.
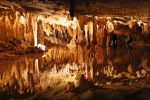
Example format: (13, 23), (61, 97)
(19, 16), (25, 25)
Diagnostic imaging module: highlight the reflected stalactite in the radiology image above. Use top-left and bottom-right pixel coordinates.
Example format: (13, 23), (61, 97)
(34, 59), (39, 82)
(140, 57), (150, 72)
(0, 46), (150, 97)
(96, 47), (107, 65)
(0, 57), (36, 94)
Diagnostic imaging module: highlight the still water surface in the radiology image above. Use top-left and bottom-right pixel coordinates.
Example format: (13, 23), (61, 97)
(0, 45), (150, 99)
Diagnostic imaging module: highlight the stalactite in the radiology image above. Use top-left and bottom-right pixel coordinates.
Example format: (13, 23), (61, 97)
(32, 15), (38, 46)
(128, 18), (134, 29)
(84, 25), (88, 46)
(24, 13), (34, 44)
(89, 21), (93, 44)
(5, 15), (12, 40)
(13, 12), (19, 39)
(43, 23), (51, 36)
(1, 15), (7, 40)
(142, 23), (149, 35)
(95, 18), (107, 46)
(71, 27), (77, 44)
(106, 19), (115, 33)
(97, 26), (104, 45)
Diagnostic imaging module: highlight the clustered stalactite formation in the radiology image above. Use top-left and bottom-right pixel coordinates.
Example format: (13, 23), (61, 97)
(32, 15), (150, 48)
(0, 3), (34, 44)
(41, 15), (150, 47)
(0, 2), (150, 52)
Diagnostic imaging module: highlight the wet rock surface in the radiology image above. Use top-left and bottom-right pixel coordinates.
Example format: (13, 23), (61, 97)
(0, 39), (44, 57)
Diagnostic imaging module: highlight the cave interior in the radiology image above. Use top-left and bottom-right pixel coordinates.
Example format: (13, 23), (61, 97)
(0, 0), (150, 100)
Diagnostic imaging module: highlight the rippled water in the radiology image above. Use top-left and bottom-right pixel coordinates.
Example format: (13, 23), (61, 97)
(0, 45), (150, 99)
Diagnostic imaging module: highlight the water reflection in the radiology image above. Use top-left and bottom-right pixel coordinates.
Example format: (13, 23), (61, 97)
(0, 46), (150, 99)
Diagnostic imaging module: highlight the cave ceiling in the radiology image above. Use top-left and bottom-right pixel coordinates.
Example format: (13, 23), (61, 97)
(0, 0), (150, 20)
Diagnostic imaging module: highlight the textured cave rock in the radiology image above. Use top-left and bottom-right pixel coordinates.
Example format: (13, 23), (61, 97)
(0, 0), (149, 48)
(6, 0), (150, 17)
(0, 1), (35, 45)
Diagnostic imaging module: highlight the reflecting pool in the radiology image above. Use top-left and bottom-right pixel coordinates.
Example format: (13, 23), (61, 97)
(0, 45), (150, 100)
